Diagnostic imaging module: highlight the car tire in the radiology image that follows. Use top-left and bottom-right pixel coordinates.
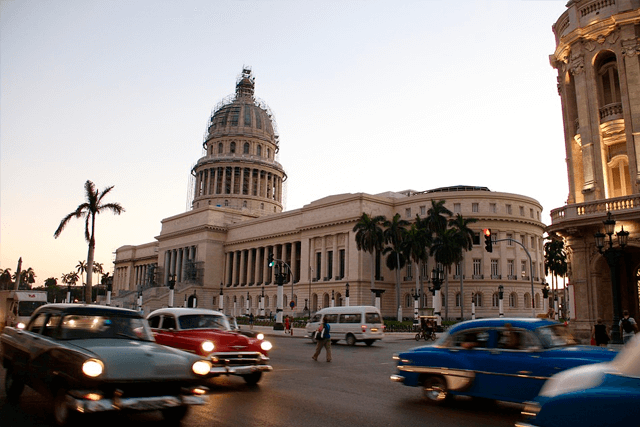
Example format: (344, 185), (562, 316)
(422, 376), (451, 405)
(162, 405), (189, 424)
(53, 389), (76, 426)
(242, 372), (263, 385)
(415, 333), (421, 341)
(345, 334), (356, 346)
(364, 340), (375, 346)
(5, 367), (25, 403)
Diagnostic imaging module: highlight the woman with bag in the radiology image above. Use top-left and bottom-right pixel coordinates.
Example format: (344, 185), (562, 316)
(312, 317), (332, 362)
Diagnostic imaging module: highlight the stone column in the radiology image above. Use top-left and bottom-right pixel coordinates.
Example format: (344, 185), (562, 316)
(231, 251), (239, 286)
(333, 234), (338, 280)
(239, 249), (247, 285)
(247, 248), (254, 285)
(290, 241), (298, 283)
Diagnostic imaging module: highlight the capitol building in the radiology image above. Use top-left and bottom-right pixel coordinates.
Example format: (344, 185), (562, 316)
(111, 67), (547, 321)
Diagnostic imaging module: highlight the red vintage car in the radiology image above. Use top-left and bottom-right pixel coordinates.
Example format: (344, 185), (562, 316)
(147, 308), (272, 384)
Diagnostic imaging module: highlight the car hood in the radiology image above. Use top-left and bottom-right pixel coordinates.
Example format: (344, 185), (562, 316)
(70, 338), (200, 380)
(177, 329), (258, 348)
(545, 345), (618, 361)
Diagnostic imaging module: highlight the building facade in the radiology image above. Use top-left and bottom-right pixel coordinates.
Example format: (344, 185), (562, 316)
(547, 0), (640, 339)
(113, 69), (547, 320)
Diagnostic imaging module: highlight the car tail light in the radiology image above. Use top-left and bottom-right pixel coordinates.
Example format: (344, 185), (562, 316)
(361, 325), (367, 332)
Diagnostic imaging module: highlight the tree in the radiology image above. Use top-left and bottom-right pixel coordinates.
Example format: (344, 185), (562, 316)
(544, 238), (567, 318)
(54, 180), (124, 303)
(426, 200), (453, 318)
(0, 269), (12, 290)
(449, 214), (478, 320)
(17, 267), (37, 289)
(76, 260), (88, 286)
(383, 213), (409, 320)
(401, 216), (432, 317)
(353, 213), (386, 300)
(430, 227), (463, 320)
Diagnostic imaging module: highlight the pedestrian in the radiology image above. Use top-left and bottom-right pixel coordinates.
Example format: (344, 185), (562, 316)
(619, 310), (638, 344)
(312, 317), (331, 362)
(284, 315), (290, 334)
(591, 318), (610, 347)
(249, 312), (254, 329)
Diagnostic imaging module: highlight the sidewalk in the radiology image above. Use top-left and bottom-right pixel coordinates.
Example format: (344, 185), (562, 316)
(239, 324), (422, 341)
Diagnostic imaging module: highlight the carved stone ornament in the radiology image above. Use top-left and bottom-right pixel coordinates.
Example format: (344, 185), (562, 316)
(607, 31), (619, 45)
(570, 54), (585, 75)
(621, 38), (639, 57)
(584, 40), (596, 52)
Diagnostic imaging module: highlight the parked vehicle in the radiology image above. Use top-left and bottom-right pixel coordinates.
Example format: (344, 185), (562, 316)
(0, 304), (210, 426)
(0, 290), (48, 331)
(516, 334), (640, 427)
(390, 318), (618, 405)
(305, 306), (384, 346)
(147, 308), (272, 384)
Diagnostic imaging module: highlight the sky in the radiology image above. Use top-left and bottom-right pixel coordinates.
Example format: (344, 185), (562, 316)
(1, 0), (570, 287)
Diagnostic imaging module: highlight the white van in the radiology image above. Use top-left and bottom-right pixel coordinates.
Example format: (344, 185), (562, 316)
(305, 306), (384, 346)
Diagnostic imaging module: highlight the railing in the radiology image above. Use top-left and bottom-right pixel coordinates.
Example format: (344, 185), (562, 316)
(550, 195), (640, 224)
(599, 102), (623, 122)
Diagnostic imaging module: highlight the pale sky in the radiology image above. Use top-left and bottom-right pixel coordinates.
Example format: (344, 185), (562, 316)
(1, 0), (570, 287)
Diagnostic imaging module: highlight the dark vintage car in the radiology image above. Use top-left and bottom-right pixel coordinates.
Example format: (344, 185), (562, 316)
(0, 304), (211, 426)
(147, 308), (273, 384)
(517, 334), (640, 427)
(390, 318), (618, 405)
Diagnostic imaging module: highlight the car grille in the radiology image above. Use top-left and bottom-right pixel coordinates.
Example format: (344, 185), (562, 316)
(98, 380), (187, 398)
(211, 351), (265, 366)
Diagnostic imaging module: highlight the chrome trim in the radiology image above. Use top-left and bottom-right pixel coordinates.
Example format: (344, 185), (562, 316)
(397, 364), (549, 382)
(390, 374), (405, 383)
(69, 393), (207, 413)
(210, 364), (273, 375)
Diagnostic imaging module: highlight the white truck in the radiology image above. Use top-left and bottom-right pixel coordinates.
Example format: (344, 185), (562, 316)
(0, 290), (48, 331)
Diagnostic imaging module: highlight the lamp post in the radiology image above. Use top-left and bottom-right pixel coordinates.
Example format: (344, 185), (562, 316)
(191, 290), (197, 308)
(260, 285), (265, 317)
(331, 290), (335, 307)
(498, 285), (504, 318)
(246, 291), (250, 316)
(429, 265), (444, 325)
(168, 274), (176, 307)
(411, 288), (421, 323)
(219, 283), (224, 312)
(345, 283), (350, 307)
(106, 276), (113, 306)
(594, 211), (629, 345)
(542, 281), (550, 316)
(471, 292), (476, 320)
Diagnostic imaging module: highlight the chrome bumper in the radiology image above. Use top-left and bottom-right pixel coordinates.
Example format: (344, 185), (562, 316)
(69, 393), (207, 413)
(210, 364), (273, 376)
(390, 374), (405, 383)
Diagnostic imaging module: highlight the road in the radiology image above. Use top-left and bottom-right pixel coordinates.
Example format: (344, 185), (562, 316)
(0, 330), (524, 426)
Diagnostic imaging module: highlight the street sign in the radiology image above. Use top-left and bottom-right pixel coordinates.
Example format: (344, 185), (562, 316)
(290, 301), (295, 309)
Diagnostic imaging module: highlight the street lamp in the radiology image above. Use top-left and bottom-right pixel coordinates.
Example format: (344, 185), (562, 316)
(471, 292), (476, 320)
(345, 283), (350, 307)
(168, 274), (176, 307)
(498, 285), (504, 318)
(429, 265), (444, 324)
(219, 283), (224, 312)
(331, 290), (335, 307)
(542, 281), (550, 316)
(260, 285), (265, 317)
(594, 211), (629, 344)
(411, 288), (421, 324)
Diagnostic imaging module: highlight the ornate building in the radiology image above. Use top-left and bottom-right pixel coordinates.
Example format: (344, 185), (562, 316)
(547, 0), (640, 339)
(112, 69), (547, 320)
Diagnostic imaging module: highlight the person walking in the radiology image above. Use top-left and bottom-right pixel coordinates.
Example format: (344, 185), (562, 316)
(619, 310), (638, 344)
(312, 317), (331, 362)
(249, 312), (254, 329)
(284, 315), (290, 334)
(591, 318), (610, 347)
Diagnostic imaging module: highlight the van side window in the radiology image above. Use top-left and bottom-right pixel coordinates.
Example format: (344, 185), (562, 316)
(324, 314), (338, 324)
(365, 313), (381, 323)
(310, 314), (321, 323)
(339, 314), (361, 323)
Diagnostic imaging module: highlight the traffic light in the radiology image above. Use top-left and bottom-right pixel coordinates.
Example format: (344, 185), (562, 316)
(268, 252), (274, 268)
(483, 228), (493, 253)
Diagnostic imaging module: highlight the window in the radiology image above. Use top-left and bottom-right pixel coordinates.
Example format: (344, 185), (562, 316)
(405, 294), (412, 307)
(490, 203), (497, 213)
(339, 249), (345, 278)
(530, 208), (534, 218)
(455, 292), (461, 307)
(455, 262), (462, 277)
(520, 234), (525, 245)
(405, 208), (411, 218)
(507, 233), (513, 245)
(521, 260), (528, 278)
(472, 203), (479, 213)
(315, 253), (321, 281)
(524, 293), (532, 309)
(420, 205), (426, 215)
(244, 105), (251, 126)
(508, 260), (515, 277)
(475, 293), (483, 307)
(327, 250), (333, 279)
(491, 259), (499, 277)
(509, 292), (518, 308)
(406, 262), (412, 279)
(267, 148), (271, 159)
(472, 231), (480, 246)
(506, 204), (512, 214)
(473, 259), (481, 276)
(339, 314), (361, 323)
(257, 145), (262, 156)
(454, 203), (461, 213)
(243, 142), (250, 154)
(492, 292), (499, 307)
(519, 206), (525, 216)
(230, 142), (236, 153)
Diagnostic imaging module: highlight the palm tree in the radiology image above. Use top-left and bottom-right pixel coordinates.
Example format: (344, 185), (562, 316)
(54, 180), (125, 303)
(426, 200), (453, 318)
(449, 214), (478, 320)
(76, 260), (88, 286)
(18, 267), (37, 290)
(0, 269), (12, 290)
(383, 213), (410, 321)
(430, 227), (464, 320)
(353, 213), (386, 301)
(402, 216), (432, 317)
(544, 238), (567, 318)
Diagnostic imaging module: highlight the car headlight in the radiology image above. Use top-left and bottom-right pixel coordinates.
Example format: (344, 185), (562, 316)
(260, 340), (273, 351)
(201, 341), (215, 353)
(256, 333), (265, 340)
(16, 322), (25, 329)
(192, 360), (212, 376)
(82, 359), (104, 378)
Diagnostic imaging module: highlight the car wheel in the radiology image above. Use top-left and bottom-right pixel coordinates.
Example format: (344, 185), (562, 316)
(415, 333), (421, 341)
(5, 367), (25, 403)
(331, 340), (338, 344)
(53, 389), (76, 426)
(430, 333), (437, 341)
(345, 334), (356, 346)
(162, 405), (189, 424)
(364, 340), (374, 346)
(242, 372), (263, 385)
(422, 376), (451, 405)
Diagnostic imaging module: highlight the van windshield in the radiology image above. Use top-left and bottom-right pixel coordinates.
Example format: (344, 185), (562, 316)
(366, 312), (381, 323)
(18, 301), (47, 317)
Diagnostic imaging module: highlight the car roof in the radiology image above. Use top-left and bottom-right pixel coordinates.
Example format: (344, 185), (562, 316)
(34, 303), (143, 318)
(316, 306), (380, 314)
(147, 307), (225, 318)
(447, 318), (559, 334)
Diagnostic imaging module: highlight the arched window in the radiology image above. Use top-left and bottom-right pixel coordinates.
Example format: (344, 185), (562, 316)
(257, 145), (262, 156)
(218, 143), (223, 154)
(323, 293), (330, 308)
(224, 200), (229, 207)
(509, 292), (518, 308)
(243, 142), (250, 154)
(441, 292), (445, 307)
(535, 293), (540, 309)
(405, 294), (412, 308)
(230, 142), (236, 153)
(455, 292), (461, 307)
(265, 295), (269, 308)
(267, 148), (270, 159)
(475, 292), (483, 307)
(524, 293), (531, 309)
(492, 292), (499, 307)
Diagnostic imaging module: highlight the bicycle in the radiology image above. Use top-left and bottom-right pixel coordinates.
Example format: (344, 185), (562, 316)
(415, 329), (437, 341)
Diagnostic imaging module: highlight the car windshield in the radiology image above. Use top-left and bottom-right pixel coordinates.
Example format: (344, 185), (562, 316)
(536, 324), (579, 348)
(178, 314), (230, 330)
(60, 314), (153, 341)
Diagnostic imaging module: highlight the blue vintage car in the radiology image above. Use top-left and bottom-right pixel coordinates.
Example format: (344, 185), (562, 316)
(516, 334), (640, 427)
(390, 318), (618, 405)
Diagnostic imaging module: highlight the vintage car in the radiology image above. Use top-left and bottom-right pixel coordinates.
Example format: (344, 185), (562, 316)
(390, 318), (618, 405)
(147, 308), (273, 384)
(228, 315), (265, 340)
(0, 304), (210, 426)
(516, 334), (640, 427)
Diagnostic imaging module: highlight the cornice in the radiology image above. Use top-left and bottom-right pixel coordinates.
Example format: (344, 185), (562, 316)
(156, 223), (228, 241)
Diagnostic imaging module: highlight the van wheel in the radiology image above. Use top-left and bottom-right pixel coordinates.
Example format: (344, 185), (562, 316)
(346, 334), (356, 346)
(364, 340), (374, 346)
